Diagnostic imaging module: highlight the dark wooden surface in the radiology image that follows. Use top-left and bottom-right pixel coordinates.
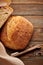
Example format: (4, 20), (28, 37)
(12, 0), (43, 4)
(7, 0), (43, 65)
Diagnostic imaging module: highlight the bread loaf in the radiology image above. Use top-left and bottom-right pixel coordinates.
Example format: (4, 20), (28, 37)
(0, 6), (13, 28)
(1, 16), (33, 50)
(0, 0), (11, 7)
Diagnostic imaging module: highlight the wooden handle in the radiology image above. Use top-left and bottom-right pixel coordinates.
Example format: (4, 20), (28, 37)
(11, 44), (40, 57)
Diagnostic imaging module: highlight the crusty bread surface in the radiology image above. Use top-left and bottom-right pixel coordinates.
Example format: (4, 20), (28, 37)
(1, 16), (33, 50)
(0, 6), (13, 28)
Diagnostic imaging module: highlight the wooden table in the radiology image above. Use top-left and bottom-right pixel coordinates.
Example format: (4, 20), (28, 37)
(7, 0), (43, 65)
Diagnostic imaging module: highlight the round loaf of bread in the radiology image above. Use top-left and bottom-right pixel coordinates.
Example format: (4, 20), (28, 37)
(1, 16), (33, 50)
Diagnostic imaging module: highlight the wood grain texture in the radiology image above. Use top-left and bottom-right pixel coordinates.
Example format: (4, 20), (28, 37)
(10, 4), (43, 16)
(31, 28), (43, 42)
(20, 57), (43, 65)
(12, 0), (43, 4)
(21, 16), (43, 28)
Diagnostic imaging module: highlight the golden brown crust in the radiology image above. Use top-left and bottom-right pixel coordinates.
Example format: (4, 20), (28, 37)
(0, 6), (13, 28)
(1, 16), (33, 50)
(0, 0), (11, 6)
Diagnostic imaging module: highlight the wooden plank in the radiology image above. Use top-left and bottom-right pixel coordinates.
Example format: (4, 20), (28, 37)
(20, 57), (43, 65)
(31, 28), (43, 41)
(23, 16), (43, 28)
(11, 4), (43, 16)
(12, 0), (43, 4)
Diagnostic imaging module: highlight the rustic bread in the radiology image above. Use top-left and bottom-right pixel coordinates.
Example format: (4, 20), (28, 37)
(1, 16), (33, 50)
(0, 0), (11, 7)
(0, 6), (13, 28)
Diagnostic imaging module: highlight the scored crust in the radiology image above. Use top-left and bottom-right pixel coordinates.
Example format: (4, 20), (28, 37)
(1, 16), (33, 50)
